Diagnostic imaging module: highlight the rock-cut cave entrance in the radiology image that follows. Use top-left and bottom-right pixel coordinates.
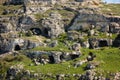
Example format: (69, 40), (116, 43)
(49, 55), (55, 63)
(60, 55), (64, 61)
(99, 40), (108, 47)
(14, 45), (21, 51)
(43, 28), (49, 37)
(71, 54), (79, 60)
(30, 28), (42, 35)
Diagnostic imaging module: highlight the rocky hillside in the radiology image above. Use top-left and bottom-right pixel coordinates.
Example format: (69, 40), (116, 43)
(0, 0), (120, 80)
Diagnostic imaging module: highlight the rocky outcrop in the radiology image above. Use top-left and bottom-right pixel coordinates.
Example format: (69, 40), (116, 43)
(89, 38), (113, 49)
(109, 22), (120, 33)
(26, 51), (81, 64)
(0, 38), (44, 53)
(0, 23), (15, 33)
(17, 15), (35, 31)
(79, 70), (106, 80)
(41, 12), (65, 38)
(26, 6), (52, 14)
(68, 8), (109, 32)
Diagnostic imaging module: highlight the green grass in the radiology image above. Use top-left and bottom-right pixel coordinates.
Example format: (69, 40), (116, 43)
(100, 4), (120, 16)
(81, 47), (120, 75)
(0, 5), (22, 16)
(30, 41), (72, 52)
(24, 47), (120, 76)
(88, 32), (118, 39)
(0, 47), (120, 79)
(34, 9), (75, 23)
(25, 61), (86, 74)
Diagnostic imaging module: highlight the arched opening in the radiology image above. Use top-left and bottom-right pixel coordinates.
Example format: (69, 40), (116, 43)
(70, 54), (79, 60)
(30, 28), (41, 35)
(49, 56), (55, 63)
(14, 45), (21, 51)
(99, 40), (108, 47)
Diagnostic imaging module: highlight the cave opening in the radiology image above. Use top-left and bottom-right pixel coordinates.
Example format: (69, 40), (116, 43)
(71, 54), (79, 60)
(43, 28), (49, 37)
(49, 56), (55, 63)
(60, 55), (64, 61)
(30, 28), (41, 35)
(99, 40), (108, 47)
(14, 45), (21, 51)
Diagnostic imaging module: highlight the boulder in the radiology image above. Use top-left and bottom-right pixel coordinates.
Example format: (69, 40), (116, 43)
(56, 74), (65, 80)
(114, 72), (120, 80)
(0, 23), (14, 33)
(85, 63), (96, 70)
(51, 52), (63, 63)
(74, 60), (87, 68)
(72, 43), (81, 51)
(81, 41), (90, 48)
(109, 22), (120, 33)
(88, 38), (99, 49)
(67, 31), (80, 41)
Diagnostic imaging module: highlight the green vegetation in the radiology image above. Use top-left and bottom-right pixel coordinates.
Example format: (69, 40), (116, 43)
(1, 47), (120, 77)
(35, 9), (75, 25)
(0, 54), (32, 78)
(88, 32), (118, 39)
(100, 4), (120, 16)
(18, 31), (46, 42)
(27, 47), (120, 76)
(0, 5), (22, 16)
(81, 47), (120, 75)
(31, 42), (72, 52)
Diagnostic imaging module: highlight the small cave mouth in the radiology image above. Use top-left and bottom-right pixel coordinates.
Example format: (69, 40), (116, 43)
(99, 40), (108, 47)
(30, 28), (42, 35)
(49, 56), (55, 63)
(60, 55), (64, 61)
(14, 45), (21, 51)
(71, 54), (79, 60)
(43, 28), (49, 37)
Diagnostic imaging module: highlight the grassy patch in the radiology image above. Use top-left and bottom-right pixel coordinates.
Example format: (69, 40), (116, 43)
(34, 9), (75, 23)
(88, 32), (118, 39)
(23, 47), (120, 76)
(0, 47), (120, 78)
(0, 5), (22, 16)
(25, 61), (86, 74)
(81, 47), (120, 74)
(100, 4), (120, 16)
(30, 42), (72, 52)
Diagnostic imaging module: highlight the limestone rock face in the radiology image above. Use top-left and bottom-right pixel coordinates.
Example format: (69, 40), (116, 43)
(88, 38), (112, 49)
(0, 38), (43, 53)
(109, 22), (120, 33)
(68, 8), (108, 32)
(27, 51), (81, 64)
(41, 12), (65, 38)
(0, 23), (14, 33)
(18, 15), (35, 31)
(6, 64), (32, 80)
(26, 6), (51, 14)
